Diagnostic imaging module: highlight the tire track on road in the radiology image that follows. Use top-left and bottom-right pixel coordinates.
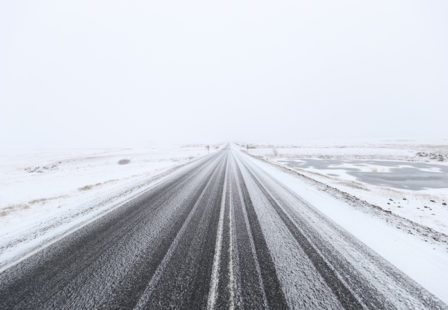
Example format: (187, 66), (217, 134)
(238, 157), (363, 309)
(234, 164), (289, 309)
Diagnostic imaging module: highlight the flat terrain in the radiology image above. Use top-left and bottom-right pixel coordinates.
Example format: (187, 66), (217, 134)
(246, 142), (448, 235)
(0, 147), (445, 309)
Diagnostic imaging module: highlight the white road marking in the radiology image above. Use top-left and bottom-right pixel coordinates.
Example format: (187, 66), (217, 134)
(207, 157), (228, 310)
(228, 173), (235, 310)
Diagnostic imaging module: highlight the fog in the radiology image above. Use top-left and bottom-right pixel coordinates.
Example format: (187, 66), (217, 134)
(1, 0), (447, 148)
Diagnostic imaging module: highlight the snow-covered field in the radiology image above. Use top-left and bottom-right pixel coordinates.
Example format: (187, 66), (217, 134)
(0, 144), (213, 269)
(243, 142), (448, 235)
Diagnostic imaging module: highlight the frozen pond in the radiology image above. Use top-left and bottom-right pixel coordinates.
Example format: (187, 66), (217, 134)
(279, 159), (448, 190)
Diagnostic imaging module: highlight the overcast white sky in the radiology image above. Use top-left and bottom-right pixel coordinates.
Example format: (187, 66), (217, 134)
(1, 0), (447, 147)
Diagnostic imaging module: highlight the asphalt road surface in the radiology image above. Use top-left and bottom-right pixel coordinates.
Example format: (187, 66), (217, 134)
(0, 147), (446, 309)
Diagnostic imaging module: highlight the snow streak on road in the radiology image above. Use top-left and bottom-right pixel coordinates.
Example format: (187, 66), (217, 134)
(0, 148), (446, 309)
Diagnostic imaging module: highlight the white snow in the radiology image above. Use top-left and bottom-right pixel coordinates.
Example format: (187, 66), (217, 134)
(245, 151), (448, 304)
(0, 145), (212, 269)
(245, 140), (448, 162)
(244, 143), (448, 235)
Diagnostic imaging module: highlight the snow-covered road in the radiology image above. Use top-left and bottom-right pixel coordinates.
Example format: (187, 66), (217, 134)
(0, 147), (446, 309)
